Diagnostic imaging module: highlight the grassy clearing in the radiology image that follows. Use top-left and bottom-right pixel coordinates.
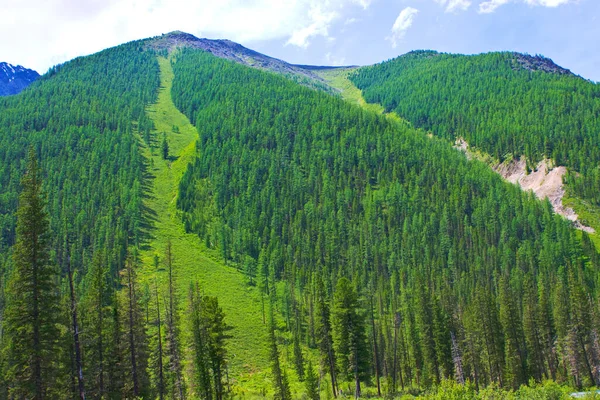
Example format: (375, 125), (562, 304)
(138, 56), (271, 396)
(316, 68), (407, 125)
(563, 195), (600, 248)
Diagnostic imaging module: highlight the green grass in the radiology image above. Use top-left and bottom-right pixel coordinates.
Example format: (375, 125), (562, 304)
(316, 68), (408, 125)
(138, 56), (271, 397)
(563, 195), (600, 248)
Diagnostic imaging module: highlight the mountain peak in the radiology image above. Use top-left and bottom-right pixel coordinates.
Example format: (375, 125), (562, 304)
(147, 31), (346, 87)
(0, 62), (39, 96)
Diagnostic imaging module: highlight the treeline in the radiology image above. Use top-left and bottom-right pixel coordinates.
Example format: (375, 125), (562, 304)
(350, 50), (600, 207)
(1, 150), (231, 399)
(173, 49), (600, 396)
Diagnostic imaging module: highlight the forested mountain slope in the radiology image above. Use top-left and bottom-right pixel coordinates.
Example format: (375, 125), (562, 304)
(0, 33), (599, 399)
(174, 48), (600, 394)
(149, 31), (337, 92)
(350, 51), (600, 224)
(0, 40), (158, 273)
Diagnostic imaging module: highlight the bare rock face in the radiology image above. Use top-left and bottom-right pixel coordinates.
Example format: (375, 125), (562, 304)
(148, 31), (332, 82)
(455, 138), (594, 233)
(0, 62), (39, 96)
(512, 53), (573, 76)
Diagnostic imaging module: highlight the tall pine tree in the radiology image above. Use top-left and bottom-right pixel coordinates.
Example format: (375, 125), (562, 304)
(4, 149), (62, 399)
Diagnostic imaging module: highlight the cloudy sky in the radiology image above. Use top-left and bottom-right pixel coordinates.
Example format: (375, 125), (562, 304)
(2, 0), (599, 81)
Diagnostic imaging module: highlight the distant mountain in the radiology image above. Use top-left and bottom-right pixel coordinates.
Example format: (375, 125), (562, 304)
(0, 62), (39, 96)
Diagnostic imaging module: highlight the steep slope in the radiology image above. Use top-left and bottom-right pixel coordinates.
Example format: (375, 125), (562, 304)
(0, 62), (39, 95)
(0, 40), (158, 270)
(0, 33), (599, 398)
(136, 56), (271, 395)
(172, 47), (600, 393)
(350, 50), (600, 232)
(149, 31), (336, 92)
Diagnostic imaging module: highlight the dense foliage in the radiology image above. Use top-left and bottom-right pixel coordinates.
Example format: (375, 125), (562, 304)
(0, 40), (159, 276)
(1, 37), (599, 398)
(174, 48), (600, 396)
(350, 51), (600, 206)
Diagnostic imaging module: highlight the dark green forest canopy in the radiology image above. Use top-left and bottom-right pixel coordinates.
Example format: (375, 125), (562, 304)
(174, 48), (600, 388)
(0, 36), (599, 396)
(349, 50), (600, 206)
(0, 41), (159, 275)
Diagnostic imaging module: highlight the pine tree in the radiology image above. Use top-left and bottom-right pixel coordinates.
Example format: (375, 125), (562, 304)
(4, 149), (62, 399)
(499, 275), (526, 388)
(152, 280), (166, 400)
(164, 241), (185, 399)
(202, 295), (231, 400)
(188, 283), (212, 399)
(268, 310), (291, 400)
(120, 253), (151, 398)
(162, 133), (169, 160)
(315, 275), (338, 397)
(332, 277), (370, 399)
(305, 359), (320, 400)
(522, 274), (545, 381)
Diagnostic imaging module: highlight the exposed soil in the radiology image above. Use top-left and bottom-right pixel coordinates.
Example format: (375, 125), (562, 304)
(456, 138), (594, 233)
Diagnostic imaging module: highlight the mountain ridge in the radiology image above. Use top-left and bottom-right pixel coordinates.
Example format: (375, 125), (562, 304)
(147, 31), (351, 83)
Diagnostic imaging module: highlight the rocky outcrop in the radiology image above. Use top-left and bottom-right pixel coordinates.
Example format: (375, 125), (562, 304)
(148, 31), (345, 84)
(512, 53), (573, 76)
(456, 138), (594, 233)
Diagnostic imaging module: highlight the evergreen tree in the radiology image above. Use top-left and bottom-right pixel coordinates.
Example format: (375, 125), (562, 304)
(305, 359), (320, 400)
(162, 133), (169, 160)
(499, 275), (527, 388)
(119, 253), (151, 398)
(332, 277), (370, 398)
(188, 283), (212, 399)
(315, 275), (338, 397)
(3, 149), (62, 399)
(164, 241), (185, 399)
(268, 310), (291, 400)
(202, 295), (231, 400)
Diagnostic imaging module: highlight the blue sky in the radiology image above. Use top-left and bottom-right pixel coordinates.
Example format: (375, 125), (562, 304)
(2, 0), (599, 81)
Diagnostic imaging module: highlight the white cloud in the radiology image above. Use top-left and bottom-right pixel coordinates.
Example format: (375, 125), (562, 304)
(325, 52), (347, 66)
(479, 0), (576, 13)
(1, 0), (371, 73)
(479, 0), (511, 12)
(434, 0), (472, 12)
(388, 7), (419, 48)
(286, 5), (338, 48)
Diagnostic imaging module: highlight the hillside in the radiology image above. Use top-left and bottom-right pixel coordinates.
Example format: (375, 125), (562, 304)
(0, 62), (39, 95)
(173, 47), (600, 394)
(350, 50), (600, 233)
(0, 34), (599, 399)
(148, 31), (338, 93)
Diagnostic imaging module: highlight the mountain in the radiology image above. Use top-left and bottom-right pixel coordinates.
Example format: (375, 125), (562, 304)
(0, 62), (39, 95)
(148, 31), (344, 92)
(0, 33), (599, 398)
(350, 50), (600, 233)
